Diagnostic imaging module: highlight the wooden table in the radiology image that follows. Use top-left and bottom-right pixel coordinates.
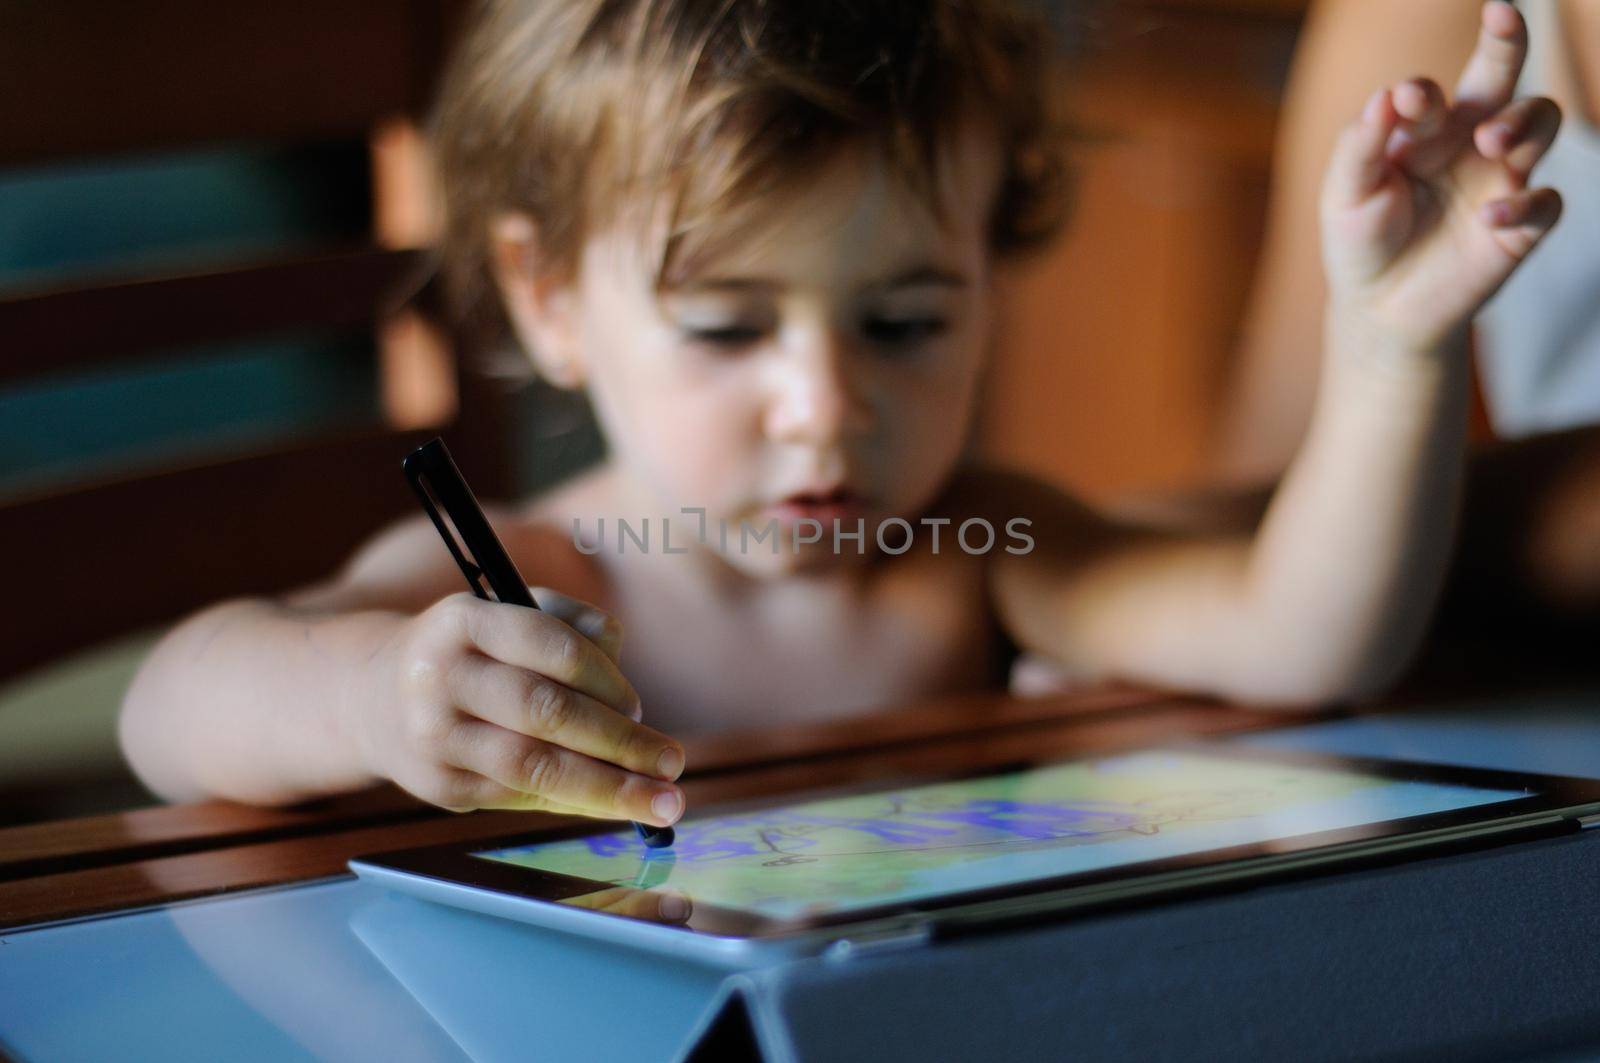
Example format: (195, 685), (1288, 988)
(0, 687), (1320, 932)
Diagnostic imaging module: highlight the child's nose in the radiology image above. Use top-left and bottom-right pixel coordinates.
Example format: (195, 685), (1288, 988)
(763, 339), (870, 445)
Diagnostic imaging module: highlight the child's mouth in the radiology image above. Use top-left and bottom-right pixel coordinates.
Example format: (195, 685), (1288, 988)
(763, 487), (865, 526)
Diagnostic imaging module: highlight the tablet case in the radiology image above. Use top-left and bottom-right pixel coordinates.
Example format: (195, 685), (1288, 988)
(349, 892), (728, 1063)
(679, 826), (1600, 1062)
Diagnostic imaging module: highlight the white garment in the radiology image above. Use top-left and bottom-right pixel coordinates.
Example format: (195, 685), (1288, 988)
(1475, 0), (1600, 436)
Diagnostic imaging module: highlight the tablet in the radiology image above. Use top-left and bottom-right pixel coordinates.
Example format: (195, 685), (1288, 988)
(350, 744), (1600, 966)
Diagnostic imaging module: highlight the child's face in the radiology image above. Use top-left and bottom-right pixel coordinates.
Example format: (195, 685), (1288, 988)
(502, 127), (1002, 577)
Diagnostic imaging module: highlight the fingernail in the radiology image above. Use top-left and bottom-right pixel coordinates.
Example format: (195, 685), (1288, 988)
(657, 746), (685, 780)
(651, 789), (683, 824)
(657, 891), (690, 922)
(628, 691), (643, 722)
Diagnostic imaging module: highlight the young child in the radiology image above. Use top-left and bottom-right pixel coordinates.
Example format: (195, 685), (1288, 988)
(120, 0), (1563, 831)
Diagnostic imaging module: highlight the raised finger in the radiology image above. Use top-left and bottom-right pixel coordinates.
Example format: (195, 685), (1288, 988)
(1454, 1), (1528, 118)
(1326, 88), (1400, 208)
(1392, 78), (1448, 138)
(1385, 78), (1456, 171)
(450, 596), (640, 716)
(529, 586), (624, 666)
(444, 719), (686, 826)
(1382, 78), (1459, 172)
(1474, 96), (1562, 178)
(1480, 186), (1563, 259)
(450, 656), (683, 779)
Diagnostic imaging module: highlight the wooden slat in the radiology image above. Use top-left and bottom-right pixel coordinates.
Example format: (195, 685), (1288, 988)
(0, 248), (426, 384)
(0, 0), (455, 166)
(0, 424), (450, 682)
(0, 697), (1304, 930)
(0, 790), (429, 884)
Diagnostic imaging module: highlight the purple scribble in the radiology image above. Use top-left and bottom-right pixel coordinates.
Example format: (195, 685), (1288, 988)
(905, 799), (1146, 839)
(581, 832), (644, 859)
(571, 797), (1155, 864)
(771, 814), (961, 846)
(580, 821), (769, 862)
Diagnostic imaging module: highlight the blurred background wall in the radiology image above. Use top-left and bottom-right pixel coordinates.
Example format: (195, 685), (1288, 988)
(0, 0), (1304, 824)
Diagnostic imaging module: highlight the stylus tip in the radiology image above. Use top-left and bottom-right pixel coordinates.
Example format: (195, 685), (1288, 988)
(636, 822), (675, 848)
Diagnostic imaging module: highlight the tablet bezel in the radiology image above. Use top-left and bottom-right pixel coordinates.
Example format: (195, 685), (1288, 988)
(351, 743), (1600, 942)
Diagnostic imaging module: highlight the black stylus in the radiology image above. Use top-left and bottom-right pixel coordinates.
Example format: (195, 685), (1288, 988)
(403, 437), (674, 849)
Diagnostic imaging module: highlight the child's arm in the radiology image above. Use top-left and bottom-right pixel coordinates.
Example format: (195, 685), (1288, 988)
(119, 513), (687, 822)
(993, 3), (1562, 705)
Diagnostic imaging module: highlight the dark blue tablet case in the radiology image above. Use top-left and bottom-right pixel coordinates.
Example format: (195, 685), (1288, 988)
(681, 827), (1600, 1062)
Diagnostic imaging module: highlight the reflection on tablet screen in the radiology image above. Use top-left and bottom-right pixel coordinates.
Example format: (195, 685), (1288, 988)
(472, 751), (1525, 921)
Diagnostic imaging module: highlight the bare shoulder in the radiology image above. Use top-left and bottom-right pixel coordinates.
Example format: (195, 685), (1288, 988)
(507, 464), (622, 606)
(286, 467), (615, 614)
(516, 463), (617, 527)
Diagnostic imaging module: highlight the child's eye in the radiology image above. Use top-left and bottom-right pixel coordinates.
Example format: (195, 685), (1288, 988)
(684, 324), (766, 349)
(862, 316), (948, 347)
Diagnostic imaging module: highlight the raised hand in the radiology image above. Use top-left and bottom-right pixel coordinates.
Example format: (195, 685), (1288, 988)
(1320, 1), (1563, 351)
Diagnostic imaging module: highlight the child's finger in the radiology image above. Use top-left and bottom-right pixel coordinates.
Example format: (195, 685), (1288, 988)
(1326, 88), (1399, 208)
(1391, 78), (1448, 137)
(424, 768), (584, 815)
(448, 594), (640, 717)
(446, 783), (595, 819)
(449, 655), (682, 778)
(529, 586), (624, 666)
(1454, 1), (1527, 119)
(444, 719), (685, 826)
(1385, 78), (1452, 169)
(1474, 96), (1562, 179)
(1480, 186), (1563, 258)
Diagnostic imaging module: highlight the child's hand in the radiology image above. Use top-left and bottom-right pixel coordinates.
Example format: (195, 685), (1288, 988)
(1320, 1), (1562, 351)
(359, 588), (686, 824)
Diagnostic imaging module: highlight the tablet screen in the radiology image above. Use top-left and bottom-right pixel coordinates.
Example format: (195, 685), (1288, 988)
(471, 750), (1527, 922)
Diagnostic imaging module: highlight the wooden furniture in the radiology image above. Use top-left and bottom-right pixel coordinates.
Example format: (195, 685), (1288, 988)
(0, 0), (504, 687)
(0, 687), (1313, 930)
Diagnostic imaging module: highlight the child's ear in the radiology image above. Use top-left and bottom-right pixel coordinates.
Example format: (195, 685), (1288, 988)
(489, 213), (586, 388)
